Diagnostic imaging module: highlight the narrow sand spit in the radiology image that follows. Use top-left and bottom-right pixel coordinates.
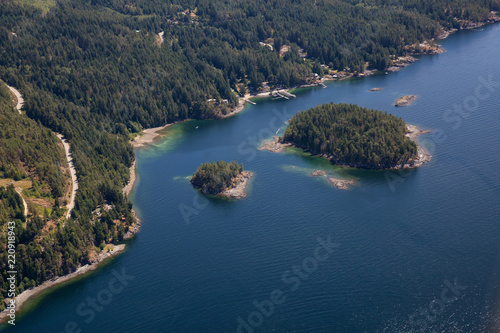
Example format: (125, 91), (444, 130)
(131, 124), (175, 148)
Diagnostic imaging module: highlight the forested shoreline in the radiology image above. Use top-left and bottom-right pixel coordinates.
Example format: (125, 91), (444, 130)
(282, 103), (418, 169)
(191, 161), (245, 195)
(0, 0), (498, 313)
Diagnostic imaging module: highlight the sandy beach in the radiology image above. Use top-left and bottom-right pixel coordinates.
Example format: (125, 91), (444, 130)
(131, 124), (176, 148)
(220, 98), (248, 119)
(123, 159), (137, 197)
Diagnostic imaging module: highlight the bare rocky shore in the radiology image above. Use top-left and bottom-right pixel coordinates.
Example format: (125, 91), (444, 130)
(219, 171), (254, 199)
(259, 136), (291, 153)
(401, 124), (432, 169)
(404, 41), (446, 55)
(454, 11), (500, 30)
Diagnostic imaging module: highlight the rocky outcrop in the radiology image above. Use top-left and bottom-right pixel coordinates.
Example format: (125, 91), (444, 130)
(404, 41), (446, 55)
(259, 136), (291, 153)
(387, 56), (417, 72)
(219, 171), (254, 199)
(395, 95), (417, 107)
(400, 125), (432, 169)
(455, 11), (500, 30)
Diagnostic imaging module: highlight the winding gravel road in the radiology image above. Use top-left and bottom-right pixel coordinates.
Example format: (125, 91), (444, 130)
(6, 84), (78, 219)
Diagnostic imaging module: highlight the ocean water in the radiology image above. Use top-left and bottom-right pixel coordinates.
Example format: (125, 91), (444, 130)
(3, 23), (500, 333)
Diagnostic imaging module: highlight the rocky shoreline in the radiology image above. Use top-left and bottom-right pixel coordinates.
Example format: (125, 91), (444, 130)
(219, 171), (254, 199)
(259, 136), (291, 153)
(386, 56), (418, 72)
(2, 13), (496, 325)
(404, 41), (446, 55)
(454, 11), (500, 30)
(401, 124), (432, 169)
(0, 145), (143, 325)
(259, 124), (431, 170)
(0, 244), (126, 324)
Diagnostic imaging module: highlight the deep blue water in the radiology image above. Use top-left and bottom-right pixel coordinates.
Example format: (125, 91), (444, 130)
(3, 24), (500, 333)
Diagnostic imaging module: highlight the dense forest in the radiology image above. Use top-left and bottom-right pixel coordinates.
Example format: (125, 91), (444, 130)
(282, 103), (418, 168)
(191, 161), (244, 194)
(0, 83), (66, 197)
(0, 82), (133, 310)
(0, 0), (498, 309)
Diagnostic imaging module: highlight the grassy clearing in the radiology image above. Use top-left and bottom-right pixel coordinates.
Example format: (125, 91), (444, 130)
(0, 178), (32, 189)
(14, 0), (56, 14)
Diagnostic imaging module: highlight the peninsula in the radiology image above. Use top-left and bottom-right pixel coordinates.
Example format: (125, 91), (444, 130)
(191, 161), (253, 199)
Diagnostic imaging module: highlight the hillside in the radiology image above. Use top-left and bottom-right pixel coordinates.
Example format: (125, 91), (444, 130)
(0, 0), (498, 311)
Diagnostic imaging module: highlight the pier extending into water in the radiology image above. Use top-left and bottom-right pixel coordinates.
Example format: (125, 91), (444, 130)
(272, 89), (297, 100)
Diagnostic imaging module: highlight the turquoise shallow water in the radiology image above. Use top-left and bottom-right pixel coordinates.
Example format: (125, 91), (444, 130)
(3, 24), (500, 333)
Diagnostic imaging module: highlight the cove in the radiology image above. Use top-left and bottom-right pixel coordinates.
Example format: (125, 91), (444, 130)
(3, 23), (500, 333)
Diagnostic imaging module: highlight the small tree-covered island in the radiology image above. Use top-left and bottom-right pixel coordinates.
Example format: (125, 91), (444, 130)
(262, 103), (431, 169)
(191, 161), (254, 199)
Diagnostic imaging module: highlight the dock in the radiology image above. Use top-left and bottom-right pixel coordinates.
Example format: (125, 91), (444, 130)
(243, 99), (256, 105)
(271, 90), (297, 100)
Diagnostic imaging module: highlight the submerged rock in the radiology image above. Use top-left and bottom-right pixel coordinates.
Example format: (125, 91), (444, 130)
(328, 177), (356, 190)
(311, 170), (327, 177)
